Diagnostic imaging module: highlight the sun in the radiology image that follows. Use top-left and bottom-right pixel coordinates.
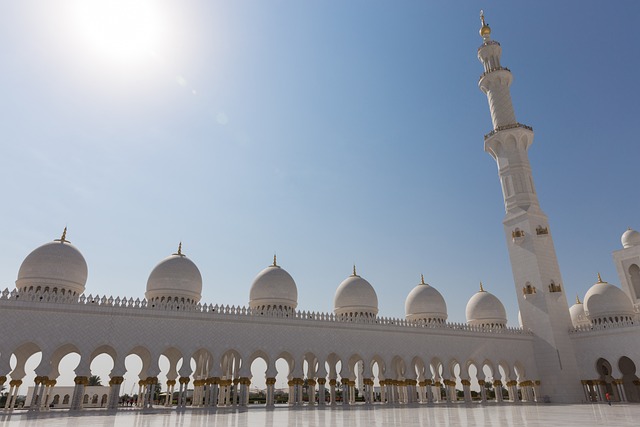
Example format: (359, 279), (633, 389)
(70, 0), (164, 63)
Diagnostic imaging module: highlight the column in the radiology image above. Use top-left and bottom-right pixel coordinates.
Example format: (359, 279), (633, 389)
(178, 377), (190, 408)
(406, 379), (417, 404)
(6, 380), (22, 410)
(425, 380), (434, 403)
(317, 378), (326, 406)
(209, 378), (220, 408)
(3, 381), (13, 411)
(341, 381), (349, 406)
(266, 378), (276, 407)
(379, 380), (386, 403)
(29, 376), (44, 410)
(433, 381), (442, 402)
(239, 377), (250, 407)
(461, 380), (472, 403)
(506, 380), (517, 401)
(616, 380), (627, 402)
(494, 380), (504, 403)
(533, 381), (541, 402)
(363, 378), (373, 404)
(478, 380), (486, 403)
(307, 379), (316, 405)
(329, 379), (336, 405)
(165, 380), (175, 406)
(70, 376), (88, 410)
(107, 376), (123, 410)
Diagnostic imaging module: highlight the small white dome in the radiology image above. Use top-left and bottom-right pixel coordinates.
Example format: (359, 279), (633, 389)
(249, 257), (298, 311)
(16, 230), (88, 296)
(405, 275), (447, 323)
(145, 244), (202, 304)
(569, 296), (591, 328)
(621, 228), (640, 249)
(465, 283), (507, 327)
(583, 274), (634, 324)
(334, 267), (378, 318)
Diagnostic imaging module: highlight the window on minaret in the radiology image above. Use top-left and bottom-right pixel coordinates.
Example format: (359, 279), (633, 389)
(629, 264), (640, 300)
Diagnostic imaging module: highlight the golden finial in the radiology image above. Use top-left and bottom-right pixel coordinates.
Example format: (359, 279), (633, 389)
(173, 242), (184, 257)
(597, 272), (603, 283)
(479, 281), (485, 292)
(54, 226), (69, 243)
(576, 294), (582, 304)
(352, 265), (357, 276)
(479, 10), (491, 38)
(421, 274), (425, 285)
(273, 254), (278, 267)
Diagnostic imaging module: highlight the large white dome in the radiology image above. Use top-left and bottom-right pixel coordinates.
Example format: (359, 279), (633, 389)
(145, 244), (202, 304)
(569, 296), (591, 328)
(16, 229), (88, 296)
(249, 257), (298, 311)
(583, 274), (634, 324)
(334, 267), (378, 318)
(405, 275), (447, 323)
(621, 228), (640, 249)
(465, 283), (507, 327)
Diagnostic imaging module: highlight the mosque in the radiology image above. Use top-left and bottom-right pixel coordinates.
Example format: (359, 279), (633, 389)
(1, 13), (640, 412)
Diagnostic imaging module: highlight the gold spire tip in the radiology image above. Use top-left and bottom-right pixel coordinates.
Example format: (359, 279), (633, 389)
(576, 294), (581, 304)
(173, 242), (184, 257)
(479, 281), (485, 292)
(352, 265), (357, 276)
(273, 254), (278, 267)
(55, 226), (69, 243)
(597, 272), (603, 283)
(479, 10), (491, 38)
(421, 274), (425, 285)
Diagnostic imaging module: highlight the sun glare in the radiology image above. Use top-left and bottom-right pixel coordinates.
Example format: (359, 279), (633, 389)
(71, 0), (164, 63)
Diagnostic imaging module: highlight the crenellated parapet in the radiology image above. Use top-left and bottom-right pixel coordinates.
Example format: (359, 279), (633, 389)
(0, 287), (530, 336)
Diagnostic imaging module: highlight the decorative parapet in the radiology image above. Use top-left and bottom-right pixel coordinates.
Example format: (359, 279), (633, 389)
(484, 123), (533, 140)
(0, 287), (532, 336)
(478, 66), (511, 82)
(477, 40), (501, 51)
(569, 319), (638, 334)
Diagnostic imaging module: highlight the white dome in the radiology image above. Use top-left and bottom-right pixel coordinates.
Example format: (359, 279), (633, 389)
(145, 245), (202, 304)
(16, 231), (88, 296)
(621, 228), (640, 249)
(583, 274), (634, 323)
(569, 296), (591, 328)
(249, 258), (298, 311)
(334, 268), (378, 317)
(465, 284), (507, 327)
(405, 276), (447, 323)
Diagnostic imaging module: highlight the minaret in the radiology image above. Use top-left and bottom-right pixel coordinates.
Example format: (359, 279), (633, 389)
(477, 12), (582, 402)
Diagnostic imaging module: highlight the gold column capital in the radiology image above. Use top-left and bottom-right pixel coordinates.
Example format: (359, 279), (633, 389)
(265, 377), (276, 386)
(317, 378), (326, 385)
(74, 376), (89, 385)
(461, 379), (471, 386)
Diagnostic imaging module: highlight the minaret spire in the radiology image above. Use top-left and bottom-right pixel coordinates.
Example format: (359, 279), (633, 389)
(478, 15), (582, 403)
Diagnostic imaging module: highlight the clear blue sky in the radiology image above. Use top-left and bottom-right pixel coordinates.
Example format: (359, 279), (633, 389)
(1, 1), (639, 329)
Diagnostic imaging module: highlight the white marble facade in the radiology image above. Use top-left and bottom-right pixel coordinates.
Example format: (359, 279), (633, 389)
(1, 14), (640, 413)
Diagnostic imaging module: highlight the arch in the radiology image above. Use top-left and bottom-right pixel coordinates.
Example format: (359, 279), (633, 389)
(618, 356), (640, 402)
(390, 356), (406, 380)
(48, 343), (81, 379)
(629, 264), (640, 299)
(410, 356), (426, 381)
(63, 394), (70, 405)
(596, 358), (618, 401)
(9, 342), (41, 380)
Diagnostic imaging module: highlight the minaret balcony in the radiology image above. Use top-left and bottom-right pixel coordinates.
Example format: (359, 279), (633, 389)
(478, 66), (511, 83)
(477, 40), (501, 52)
(484, 123), (533, 140)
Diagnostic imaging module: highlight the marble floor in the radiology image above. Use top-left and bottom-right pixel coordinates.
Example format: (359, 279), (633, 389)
(0, 404), (637, 427)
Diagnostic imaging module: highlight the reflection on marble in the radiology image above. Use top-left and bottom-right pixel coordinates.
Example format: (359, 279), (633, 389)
(1, 404), (639, 427)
